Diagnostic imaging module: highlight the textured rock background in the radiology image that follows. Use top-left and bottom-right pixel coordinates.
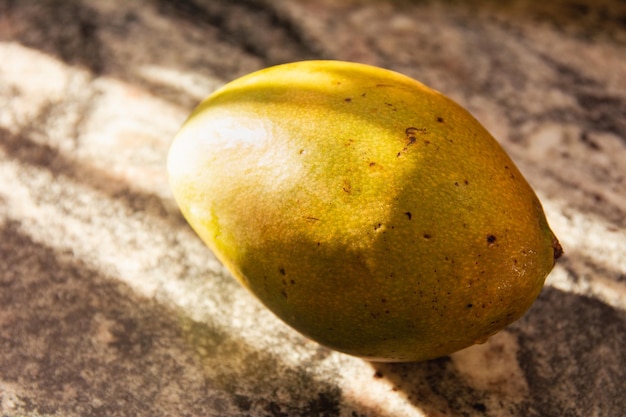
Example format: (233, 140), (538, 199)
(1, 0), (625, 416)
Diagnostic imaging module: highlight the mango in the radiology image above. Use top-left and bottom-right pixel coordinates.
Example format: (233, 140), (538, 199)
(168, 61), (562, 362)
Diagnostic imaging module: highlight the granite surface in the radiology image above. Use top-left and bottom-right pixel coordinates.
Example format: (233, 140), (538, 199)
(1, 0), (625, 416)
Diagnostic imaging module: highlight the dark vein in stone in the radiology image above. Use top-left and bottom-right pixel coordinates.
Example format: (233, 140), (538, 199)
(155, 0), (323, 64)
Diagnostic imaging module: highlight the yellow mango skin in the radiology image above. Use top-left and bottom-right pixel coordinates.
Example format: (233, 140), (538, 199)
(168, 61), (561, 362)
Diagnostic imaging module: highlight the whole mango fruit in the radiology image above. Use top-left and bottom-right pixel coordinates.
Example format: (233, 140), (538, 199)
(168, 60), (562, 362)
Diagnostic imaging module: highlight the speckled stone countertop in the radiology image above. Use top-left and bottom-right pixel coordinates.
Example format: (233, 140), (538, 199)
(1, 1), (625, 416)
